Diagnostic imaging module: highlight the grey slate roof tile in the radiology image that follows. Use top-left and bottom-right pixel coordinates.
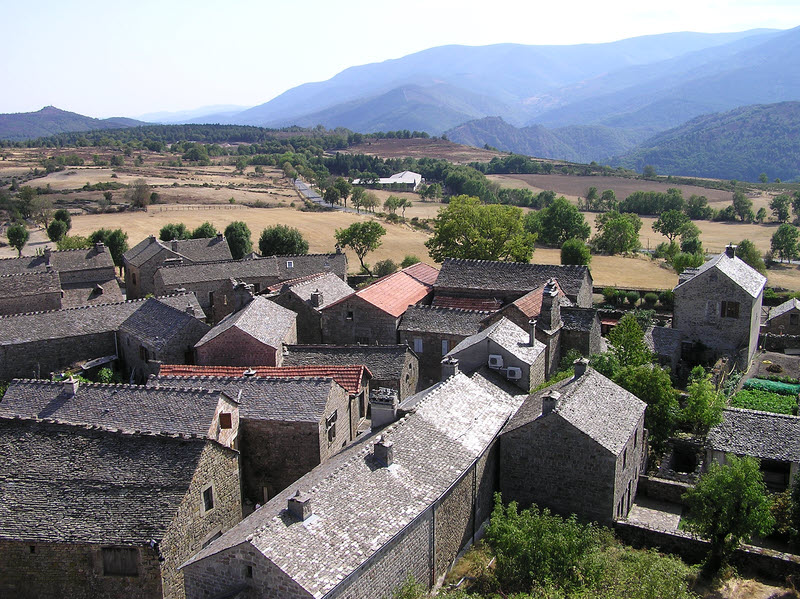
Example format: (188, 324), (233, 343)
(123, 236), (232, 267)
(561, 306), (598, 332)
(283, 345), (413, 380)
(448, 317), (545, 365)
(768, 298), (800, 321)
(276, 272), (353, 310)
(0, 270), (61, 299)
(120, 297), (210, 351)
(196, 296), (296, 348)
(707, 408), (800, 462)
(398, 305), (489, 336)
(0, 246), (115, 276)
(675, 252), (766, 298)
(59, 278), (124, 308)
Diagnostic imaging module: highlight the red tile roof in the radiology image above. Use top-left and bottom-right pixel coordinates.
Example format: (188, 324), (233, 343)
(510, 280), (566, 318)
(157, 364), (370, 395)
(432, 295), (502, 311)
(265, 272), (326, 293)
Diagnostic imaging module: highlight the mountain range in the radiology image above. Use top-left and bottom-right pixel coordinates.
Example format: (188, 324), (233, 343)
(0, 106), (146, 142)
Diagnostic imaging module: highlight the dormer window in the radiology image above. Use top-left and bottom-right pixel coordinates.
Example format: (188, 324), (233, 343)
(219, 413), (232, 429)
(287, 260), (294, 268)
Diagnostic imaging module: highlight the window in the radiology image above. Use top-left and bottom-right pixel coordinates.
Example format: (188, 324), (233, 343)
(346, 311), (354, 321)
(286, 260), (294, 268)
(219, 413), (232, 429)
(102, 547), (138, 577)
(201, 484), (215, 514)
(791, 313), (799, 326)
(721, 301), (740, 319)
(326, 410), (338, 444)
(139, 346), (150, 362)
(413, 338), (423, 353)
(441, 339), (449, 356)
(246, 565), (254, 578)
(623, 447), (627, 469)
(131, 273), (136, 285)
(634, 429), (638, 449)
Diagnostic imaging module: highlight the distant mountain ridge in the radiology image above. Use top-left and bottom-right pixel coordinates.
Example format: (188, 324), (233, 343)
(0, 106), (146, 141)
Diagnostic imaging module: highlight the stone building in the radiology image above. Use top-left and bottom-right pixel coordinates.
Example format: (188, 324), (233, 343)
(153, 252), (348, 317)
(560, 306), (602, 358)
(123, 235), (233, 299)
(320, 262), (438, 345)
(673, 247), (766, 369)
(446, 317), (547, 392)
(0, 380), (242, 599)
(433, 258), (594, 308)
(398, 305), (489, 387)
(195, 296), (297, 367)
(265, 272), (354, 343)
(706, 407), (800, 491)
(0, 270), (62, 315)
(500, 362), (646, 524)
(180, 371), (523, 599)
(0, 293), (203, 381)
(283, 344), (420, 400)
(150, 375), (355, 504)
(645, 325), (684, 372)
(117, 298), (211, 382)
(765, 298), (800, 335)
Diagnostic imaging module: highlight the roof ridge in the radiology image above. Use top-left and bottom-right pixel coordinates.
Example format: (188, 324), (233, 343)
(11, 378), (222, 395)
(410, 304), (491, 314)
(0, 292), (192, 319)
(0, 270), (60, 278)
(3, 414), (213, 441)
(724, 406), (800, 420)
(155, 374), (336, 383)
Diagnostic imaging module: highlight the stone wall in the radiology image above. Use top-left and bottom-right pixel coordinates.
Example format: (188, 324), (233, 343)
(765, 310), (800, 336)
(270, 293), (323, 344)
(119, 319), (208, 383)
(435, 467), (476, 580)
(196, 327), (282, 367)
(449, 337), (544, 392)
(637, 475), (693, 505)
(126, 246), (181, 300)
(398, 330), (468, 387)
(321, 296), (399, 345)
(0, 331), (117, 380)
(0, 290), (61, 316)
(0, 541), (163, 599)
(761, 333), (800, 353)
(612, 413), (646, 520)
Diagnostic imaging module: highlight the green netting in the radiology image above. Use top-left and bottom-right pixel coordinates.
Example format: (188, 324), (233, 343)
(743, 378), (800, 396)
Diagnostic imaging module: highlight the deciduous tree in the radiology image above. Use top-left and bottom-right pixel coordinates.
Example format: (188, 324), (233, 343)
(560, 238), (591, 266)
(89, 228), (129, 274)
(159, 223), (190, 241)
(524, 196), (590, 247)
(771, 223), (800, 262)
(47, 219), (68, 242)
(770, 194), (792, 223)
(735, 239), (766, 274)
(592, 211), (641, 255)
(7, 224), (29, 257)
(191, 222), (218, 239)
(335, 221), (386, 275)
(259, 224), (309, 256)
(224, 221), (252, 259)
(732, 191), (754, 222)
(652, 209), (691, 242)
(127, 179), (151, 209)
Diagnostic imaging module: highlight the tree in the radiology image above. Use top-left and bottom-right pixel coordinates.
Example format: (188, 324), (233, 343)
(361, 192), (380, 214)
(735, 239), (766, 274)
(732, 191), (754, 222)
(16, 186), (36, 218)
(30, 194), (53, 228)
(652, 210), (691, 243)
(608, 314), (652, 368)
(159, 223), (190, 241)
(425, 195), (537, 263)
(599, 189), (617, 212)
(335, 221), (386, 275)
(771, 223), (800, 262)
(323, 187), (340, 206)
(420, 182), (442, 201)
(383, 195), (402, 215)
(259, 224), (309, 256)
(585, 186), (599, 210)
(6, 224), (29, 257)
(561, 238), (591, 265)
(683, 455), (774, 570)
(642, 165), (657, 178)
(399, 198), (412, 218)
(524, 196), (590, 247)
(792, 191), (800, 220)
(333, 177), (351, 208)
(350, 186), (366, 213)
(224, 221), (253, 259)
(89, 228), (128, 274)
(770, 194), (792, 223)
(191, 222), (218, 239)
(759, 172), (769, 183)
(592, 211), (641, 255)
(127, 179), (151, 209)
(52, 209), (72, 232)
(400, 254), (420, 267)
(682, 367), (725, 433)
(373, 259), (398, 277)
(686, 195), (713, 220)
(615, 364), (679, 451)
(47, 219), (68, 242)
(756, 207), (768, 223)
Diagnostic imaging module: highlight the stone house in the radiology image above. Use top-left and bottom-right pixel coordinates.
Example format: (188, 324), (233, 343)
(446, 317), (547, 392)
(283, 344), (420, 400)
(560, 306), (602, 359)
(150, 375), (355, 504)
(320, 262), (439, 345)
(153, 252), (348, 318)
(433, 258), (594, 308)
(195, 297), (297, 367)
(673, 247), (766, 369)
(123, 234), (233, 299)
(117, 298), (211, 383)
(265, 272), (354, 343)
(645, 325), (684, 372)
(765, 298), (800, 335)
(0, 270), (63, 316)
(0, 293), (203, 381)
(706, 407), (800, 491)
(180, 371), (523, 599)
(0, 379), (242, 599)
(398, 305), (489, 387)
(500, 361), (647, 524)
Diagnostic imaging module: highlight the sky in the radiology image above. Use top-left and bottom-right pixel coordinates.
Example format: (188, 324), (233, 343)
(2, 0), (799, 119)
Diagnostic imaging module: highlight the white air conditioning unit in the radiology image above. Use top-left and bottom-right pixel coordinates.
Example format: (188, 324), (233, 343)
(506, 367), (523, 381)
(488, 354), (503, 369)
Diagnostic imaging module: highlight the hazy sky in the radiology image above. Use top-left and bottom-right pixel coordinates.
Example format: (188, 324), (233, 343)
(2, 0), (799, 118)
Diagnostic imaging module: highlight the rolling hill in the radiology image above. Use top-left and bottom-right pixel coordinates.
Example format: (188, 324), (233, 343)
(0, 106), (146, 141)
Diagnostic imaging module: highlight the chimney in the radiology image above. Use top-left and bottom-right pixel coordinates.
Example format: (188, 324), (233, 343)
(44, 246), (52, 265)
(310, 289), (323, 308)
(374, 435), (394, 467)
(216, 232), (224, 241)
(573, 357), (589, 378)
(725, 244), (737, 259)
(243, 368), (257, 377)
(540, 279), (561, 331)
(63, 376), (79, 397)
(287, 490), (313, 521)
(171, 240), (179, 251)
(335, 244), (342, 254)
(441, 356), (459, 380)
(185, 303), (195, 316)
(94, 241), (105, 253)
(370, 387), (399, 428)
(542, 389), (561, 416)
(528, 319), (537, 346)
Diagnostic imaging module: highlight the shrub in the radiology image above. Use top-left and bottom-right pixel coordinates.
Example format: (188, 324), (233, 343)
(658, 289), (674, 309)
(46, 219), (68, 242)
(625, 291), (640, 306)
(731, 389), (797, 414)
(373, 259), (398, 278)
(400, 255), (420, 268)
(602, 287), (617, 305)
(643, 292), (658, 306)
(560, 238), (591, 265)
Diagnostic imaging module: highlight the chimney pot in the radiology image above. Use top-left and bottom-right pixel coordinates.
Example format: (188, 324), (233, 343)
(528, 319), (537, 346)
(63, 376), (79, 397)
(185, 304), (195, 316)
(216, 232), (223, 240)
(310, 289), (323, 308)
(94, 241), (105, 252)
(44, 246), (52, 264)
(287, 490), (313, 521)
(370, 387), (399, 428)
(725, 244), (737, 259)
(171, 240), (179, 251)
(441, 356), (459, 380)
(573, 358), (589, 378)
(374, 435), (394, 466)
(542, 389), (560, 416)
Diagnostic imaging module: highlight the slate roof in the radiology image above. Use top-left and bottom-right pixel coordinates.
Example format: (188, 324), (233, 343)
(504, 367), (646, 455)
(769, 298), (800, 321)
(0, 293), (202, 345)
(273, 253), (347, 281)
(325, 263), (438, 318)
(149, 376), (341, 422)
(398, 305), (489, 336)
(675, 252), (766, 298)
(120, 297), (210, 351)
(196, 296), (296, 349)
(283, 345), (414, 380)
(0, 379), (230, 437)
(561, 306), (598, 332)
(268, 272), (353, 310)
(707, 408), (800, 462)
(435, 258), (590, 300)
(123, 235), (232, 267)
(432, 295), (502, 311)
(59, 279), (124, 308)
(0, 270), (61, 299)
(448, 317), (545, 366)
(0, 418), (210, 544)
(157, 364), (370, 396)
(645, 325), (684, 357)
(181, 372), (523, 596)
(0, 245), (115, 276)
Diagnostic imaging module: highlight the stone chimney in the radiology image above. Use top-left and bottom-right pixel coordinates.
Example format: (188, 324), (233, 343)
(171, 240), (179, 252)
(185, 303), (195, 316)
(43, 246), (52, 265)
(528, 319), (537, 347)
(441, 356), (459, 380)
(216, 232), (224, 241)
(539, 279), (561, 331)
(287, 490), (313, 521)
(94, 241), (106, 253)
(374, 435), (394, 467)
(725, 244), (737, 259)
(542, 389), (561, 416)
(370, 387), (399, 429)
(335, 244), (342, 254)
(63, 376), (79, 397)
(573, 357), (589, 378)
(310, 289), (323, 308)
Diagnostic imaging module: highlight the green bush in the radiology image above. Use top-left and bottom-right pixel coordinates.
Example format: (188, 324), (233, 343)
(625, 291), (640, 306)
(730, 389), (797, 414)
(643, 292), (659, 306)
(658, 289), (674, 309)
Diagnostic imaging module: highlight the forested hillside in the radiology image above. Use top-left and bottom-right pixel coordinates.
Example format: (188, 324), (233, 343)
(0, 107), (145, 141)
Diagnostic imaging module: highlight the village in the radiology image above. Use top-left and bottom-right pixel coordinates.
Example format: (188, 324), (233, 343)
(2, 165), (800, 599)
